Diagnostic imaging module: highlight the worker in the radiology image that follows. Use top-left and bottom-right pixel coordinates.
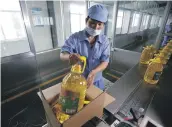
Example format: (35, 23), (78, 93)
(161, 22), (172, 47)
(60, 4), (110, 90)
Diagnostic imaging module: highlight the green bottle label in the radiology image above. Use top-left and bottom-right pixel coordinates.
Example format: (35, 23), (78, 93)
(59, 88), (80, 115)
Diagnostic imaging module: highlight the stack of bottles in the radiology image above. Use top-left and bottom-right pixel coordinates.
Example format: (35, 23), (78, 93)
(157, 40), (172, 65)
(139, 45), (157, 77)
(143, 41), (172, 85)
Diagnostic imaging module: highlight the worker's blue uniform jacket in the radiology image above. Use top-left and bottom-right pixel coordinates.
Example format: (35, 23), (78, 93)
(61, 30), (110, 90)
(161, 25), (172, 47)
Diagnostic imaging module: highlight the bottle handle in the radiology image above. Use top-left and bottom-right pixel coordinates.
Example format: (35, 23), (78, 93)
(79, 56), (86, 73)
(147, 59), (154, 64)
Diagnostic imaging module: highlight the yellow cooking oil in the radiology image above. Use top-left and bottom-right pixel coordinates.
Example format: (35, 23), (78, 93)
(144, 58), (163, 85)
(161, 47), (171, 59)
(154, 52), (168, 65)
(56, 56), (87, 123)
(163, 45), (172, 53)
(166, 43), (172, 54)
(52, 103), (70, 123)
(168, 40), (172, 46)
(167, 42), (172, 47)
(140, 45), (156, 64)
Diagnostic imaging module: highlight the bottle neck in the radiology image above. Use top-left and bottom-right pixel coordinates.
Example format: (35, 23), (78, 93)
(71, 64), (82, 74)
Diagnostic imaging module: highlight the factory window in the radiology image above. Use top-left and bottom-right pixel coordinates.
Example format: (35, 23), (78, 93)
(150, 15), (157, 28)
(70, 4), (86, 34)
(116, 10), (123, 34)
(155, 16), (160, 27)
(166, 17), (172, 25)
(132, 13), (140, 27)
(145, 15), (150, 29)
(121, 10), (131, 34)
(129, 12), (141, 33)
(0, 12), (26, 41)
(0, 1), (27, 41)
(106, 5), (113, 39)
(0, 0), (30, 57)
(140, 14), (150, 31)
(116, 10), (123, 28)
(158, 17), (162, 27)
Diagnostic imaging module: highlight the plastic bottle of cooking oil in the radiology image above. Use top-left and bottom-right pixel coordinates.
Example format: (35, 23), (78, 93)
(163, 45), (172, 53)
(140, 45), (156, 64)
(167, 42), (172, 47)
(166, 43), (172, 54)
(161, 47), (171, 59)
(154, 52), (168, 65)
(144, 58), (163, 85)
(168, 40), (172, 46)
(58, 56), (87, 116)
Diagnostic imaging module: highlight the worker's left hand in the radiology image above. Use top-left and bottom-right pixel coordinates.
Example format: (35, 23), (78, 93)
(87, 70), (96, 88)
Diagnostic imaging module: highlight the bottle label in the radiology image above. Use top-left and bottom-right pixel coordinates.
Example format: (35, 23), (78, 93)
(153, 72), (162, 80)
(59, 88), (80, 115)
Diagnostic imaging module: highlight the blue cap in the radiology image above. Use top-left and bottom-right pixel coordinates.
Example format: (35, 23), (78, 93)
(88, 4), (108, 23)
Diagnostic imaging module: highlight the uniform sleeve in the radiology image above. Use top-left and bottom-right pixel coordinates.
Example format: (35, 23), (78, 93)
(100, 39), (110, 62)
(61, 36), (75, 54)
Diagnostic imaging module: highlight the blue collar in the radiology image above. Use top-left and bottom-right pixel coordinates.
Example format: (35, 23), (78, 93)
(79, 30), (103, 44)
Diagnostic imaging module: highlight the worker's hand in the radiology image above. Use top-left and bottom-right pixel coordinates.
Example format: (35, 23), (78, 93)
(87, 70), (96, 88)
(69, 53), (80, 65)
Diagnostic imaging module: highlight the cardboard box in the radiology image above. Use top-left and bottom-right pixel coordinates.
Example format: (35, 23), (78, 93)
(38, 83), (115, 127)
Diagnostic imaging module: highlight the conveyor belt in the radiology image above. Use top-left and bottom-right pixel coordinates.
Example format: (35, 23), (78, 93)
(117, 81), (156, 119)
(142, 61), (172, 127)
(105, 64), (142, 114)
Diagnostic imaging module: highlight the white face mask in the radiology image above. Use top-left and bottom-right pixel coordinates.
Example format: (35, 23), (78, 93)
(85, 26), (102, 36)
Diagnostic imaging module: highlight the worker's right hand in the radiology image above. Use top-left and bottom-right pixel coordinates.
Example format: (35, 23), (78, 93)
(69, 53), (81, 65)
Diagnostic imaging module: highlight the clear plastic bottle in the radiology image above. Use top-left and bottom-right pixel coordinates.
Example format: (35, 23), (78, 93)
(56, 56), (87, 123)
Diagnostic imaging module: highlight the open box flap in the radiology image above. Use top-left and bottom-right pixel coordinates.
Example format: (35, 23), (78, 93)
(37, 84), (61, 101)
(86, 85), (115, 107)
(39, 88), (61, 127)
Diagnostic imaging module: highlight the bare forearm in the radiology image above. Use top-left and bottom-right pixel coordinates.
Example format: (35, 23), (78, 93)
(60, 52), (70, 61)
(93, 62), (109, 73)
